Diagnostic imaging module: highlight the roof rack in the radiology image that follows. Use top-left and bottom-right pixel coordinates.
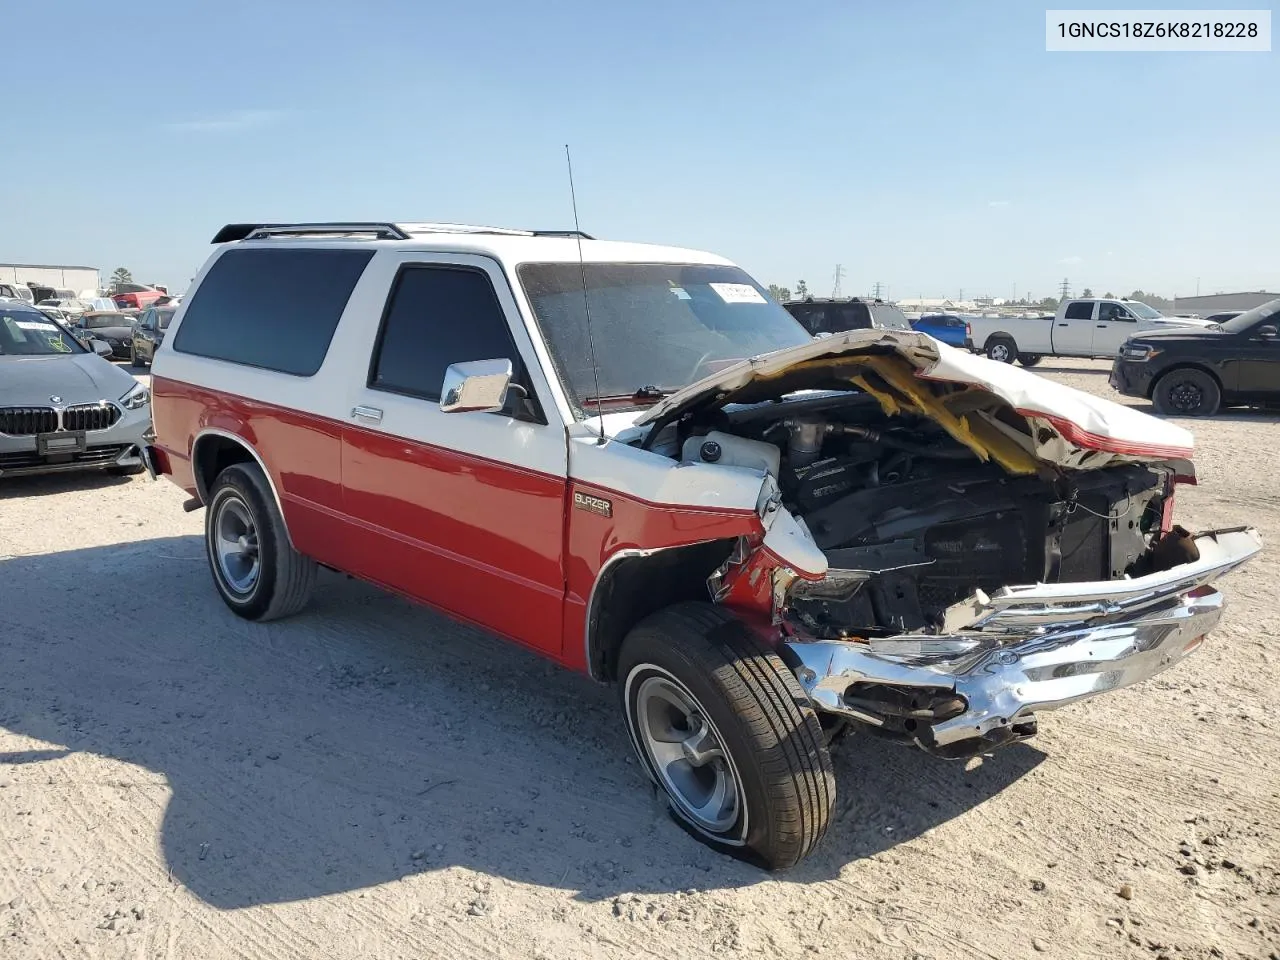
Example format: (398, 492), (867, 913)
(529, 230), (596, 240)
(212, 223), (411, 244)
(211, 222), (599, 244)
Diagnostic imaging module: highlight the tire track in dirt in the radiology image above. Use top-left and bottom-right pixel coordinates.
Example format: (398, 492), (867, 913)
(0, 810), (72, 959)
(39, 751), (318, 960)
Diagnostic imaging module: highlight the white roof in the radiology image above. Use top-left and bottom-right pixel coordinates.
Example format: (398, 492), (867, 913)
(230, 223), (733, 268)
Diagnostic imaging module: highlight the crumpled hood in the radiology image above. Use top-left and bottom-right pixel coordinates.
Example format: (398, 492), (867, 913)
(634, 329), (1194, 466)
(0, 354), (137, 405)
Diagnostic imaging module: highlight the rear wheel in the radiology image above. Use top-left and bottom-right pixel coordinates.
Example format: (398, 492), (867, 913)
(1153, 368), (1221, 417)
(1018, 353), (1043, 367)
(205, 463), (316, 620)
(617, 602), (835, 869)
(985, 336), (1017, 363)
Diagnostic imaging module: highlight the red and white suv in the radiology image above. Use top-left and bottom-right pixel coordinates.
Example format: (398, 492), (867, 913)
(145, 221), (1259, 868)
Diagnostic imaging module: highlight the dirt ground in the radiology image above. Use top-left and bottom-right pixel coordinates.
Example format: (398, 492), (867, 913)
(1, 358), (1277, 960)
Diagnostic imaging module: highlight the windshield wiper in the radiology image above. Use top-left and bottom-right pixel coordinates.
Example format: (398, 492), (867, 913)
(632, 385), (669, 400)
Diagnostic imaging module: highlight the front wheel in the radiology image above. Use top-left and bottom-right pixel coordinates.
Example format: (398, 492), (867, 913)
(1153, 368), (1221, 417)
(205, 463), (317, 620)
(1018, 353), (1043, 367)
(985, 336), (1017, 363)
(618, 603), (835, 869)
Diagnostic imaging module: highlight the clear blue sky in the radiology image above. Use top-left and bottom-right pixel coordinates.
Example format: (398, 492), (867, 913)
(5, 0), (1276, 300)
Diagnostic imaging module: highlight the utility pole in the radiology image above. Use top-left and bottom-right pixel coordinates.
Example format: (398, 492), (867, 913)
(832, 264), (845, 299)
(1196, 277), (1201, 296)
(1059, 277), (1071, 300)
(872, 281), (884, 299)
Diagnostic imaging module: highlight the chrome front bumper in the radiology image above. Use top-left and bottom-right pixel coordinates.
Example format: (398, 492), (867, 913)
(785, 527), (1261, 757)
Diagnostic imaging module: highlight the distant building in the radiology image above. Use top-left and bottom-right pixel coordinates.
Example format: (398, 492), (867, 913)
(1172, 291), (1279, 316)
(0, 262), (101, 297)
(897, 298), (956, 311)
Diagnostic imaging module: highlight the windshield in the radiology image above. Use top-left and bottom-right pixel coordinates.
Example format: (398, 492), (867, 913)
(0, 306), (87, 356)
(1126, 301), (1163, 320)
(1220, 297), (1280, 333)
(873, 305), (912, 330)
(518, 262), (811, 411)
(81, 314), (123, 329)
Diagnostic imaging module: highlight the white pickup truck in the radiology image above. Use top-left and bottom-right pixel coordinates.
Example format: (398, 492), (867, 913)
(968, 298), (1212, 366)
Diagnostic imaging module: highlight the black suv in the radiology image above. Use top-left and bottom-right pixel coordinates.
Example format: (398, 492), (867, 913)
(783, 297), (912, 336)
(1110, 297), (1280, 416)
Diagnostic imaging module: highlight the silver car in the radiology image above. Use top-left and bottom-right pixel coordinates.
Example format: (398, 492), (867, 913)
(1, 301), (151, 479)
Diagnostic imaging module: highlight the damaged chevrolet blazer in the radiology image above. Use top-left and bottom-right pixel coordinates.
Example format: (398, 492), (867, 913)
(145, 222), (1260, 869)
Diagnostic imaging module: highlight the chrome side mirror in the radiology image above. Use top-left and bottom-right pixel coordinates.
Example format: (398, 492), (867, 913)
(440, 358), (514, 414)
(92, 340), (112, 357)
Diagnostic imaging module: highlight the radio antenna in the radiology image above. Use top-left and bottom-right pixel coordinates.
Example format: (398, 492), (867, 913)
(565, 144), (606, 444)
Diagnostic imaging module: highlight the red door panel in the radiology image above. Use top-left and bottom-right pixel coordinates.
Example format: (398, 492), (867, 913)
(340, 425), (568, 657)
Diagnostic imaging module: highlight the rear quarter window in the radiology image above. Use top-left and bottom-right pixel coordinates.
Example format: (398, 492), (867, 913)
(172, 247), (374, 376)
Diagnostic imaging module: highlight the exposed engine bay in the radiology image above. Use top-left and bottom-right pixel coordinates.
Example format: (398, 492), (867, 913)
(669, 389), (1181, 639)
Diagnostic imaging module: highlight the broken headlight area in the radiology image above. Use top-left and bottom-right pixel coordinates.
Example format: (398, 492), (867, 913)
(788, 461), (1172, 639)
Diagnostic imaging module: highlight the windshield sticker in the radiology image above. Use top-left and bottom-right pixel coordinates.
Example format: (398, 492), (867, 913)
(14, 320), (58, 331)
(709, 283), (766, 305)
(669, 287), (692, 300)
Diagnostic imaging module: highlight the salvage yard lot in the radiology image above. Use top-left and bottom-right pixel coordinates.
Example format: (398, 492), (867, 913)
(1, 359), (1276, 960)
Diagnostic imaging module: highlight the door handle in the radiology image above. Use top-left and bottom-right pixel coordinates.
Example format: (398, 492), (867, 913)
(351, 405), (383, 424)
(1057, 323), (1069, 327)
(1097, 323), (1108, 328)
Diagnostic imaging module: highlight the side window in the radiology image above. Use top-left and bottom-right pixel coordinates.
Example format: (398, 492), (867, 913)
(789, 305), (823, 334)
(1064, 301), (1095, 321)
(173, 248), (373, 376)
(1107, 303), (1135, 321)
(838, 303), (873, 330)
(369, 265), (526, 405)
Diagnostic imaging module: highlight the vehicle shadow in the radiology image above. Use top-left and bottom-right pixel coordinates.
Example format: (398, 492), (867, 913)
(0, 536), (1044, 908)
(0, 470), (136, 501)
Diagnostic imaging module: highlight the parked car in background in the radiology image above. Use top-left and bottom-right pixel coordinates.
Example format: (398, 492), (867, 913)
(784, 297), (913, 336)
(0, 300), (150, 478)
(144, 219), (1259, 869)
(1110, 297), (1280, 416)
(967, 298), (1215, 365)
(910, 313), (973, 349)
(0, 283), (35, 303)
(111, 282), (165, 310)
(129, 303), (178, 367)
(71, 311), (135, 360)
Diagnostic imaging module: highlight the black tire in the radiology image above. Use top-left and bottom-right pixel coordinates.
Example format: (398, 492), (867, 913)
(617, 602), (835, 869)
(1018, 353), (1043, 367)
(985, 336), (1017, 363)
(129, 343), (137, 366)
(1153, 367), (1221, 417)
(205, 463), (316, 621)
